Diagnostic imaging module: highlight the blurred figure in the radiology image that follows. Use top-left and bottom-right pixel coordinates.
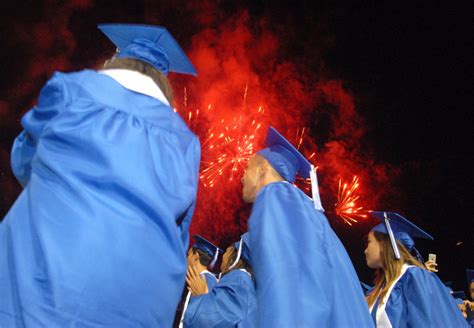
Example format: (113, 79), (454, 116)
(0, 24), (200, 327)
(183, 233), (257, 327)
(364, 212), (468, 327)
(242, 127), (374, 327)
(468, 269), (474, 301)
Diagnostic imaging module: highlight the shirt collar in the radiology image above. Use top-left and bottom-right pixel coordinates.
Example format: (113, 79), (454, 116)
(99, 69), (170, 106)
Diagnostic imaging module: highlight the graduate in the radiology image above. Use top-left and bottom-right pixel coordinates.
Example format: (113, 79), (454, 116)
(364, 211), (468, 327)
(178, 235), (221, 327)
(468, 269), (474, 301)
(183, 233), (257, 327)
(187, 235), (221, 289)
(242, 126), (374, 327)
(466, 270), (474, 327)
(0, 24), (200, 327)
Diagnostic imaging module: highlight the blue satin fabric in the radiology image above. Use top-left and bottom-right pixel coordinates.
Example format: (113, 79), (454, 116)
(0, 70), (200, 327)
(203, 272), (218, 291)
(248, 182), (374, 327)
(117, 38), (170, 75)
(184, 269), (257, 327)
(371, 266), (468, 327)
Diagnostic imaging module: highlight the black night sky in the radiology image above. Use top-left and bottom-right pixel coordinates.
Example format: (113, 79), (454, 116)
(0, 0), (472, 293)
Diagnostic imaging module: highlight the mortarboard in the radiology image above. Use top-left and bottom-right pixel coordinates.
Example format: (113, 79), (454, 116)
(370, 211), (433, 260)
(191, 235), (222, 269)
(98, 23), (197, 76)
(229, 232), (251, 270)
(443, 281), (453, 288)
(257, 126), (324, 210)
(452, 291), (467, 300)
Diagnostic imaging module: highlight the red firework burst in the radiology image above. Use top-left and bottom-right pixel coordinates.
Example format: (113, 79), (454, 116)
(335, 175), (368, 225)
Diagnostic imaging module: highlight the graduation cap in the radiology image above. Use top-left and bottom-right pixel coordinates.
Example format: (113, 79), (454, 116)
(257, 126), (324, 210)
(191, 235), (223, 269)
(443, 281), (453, 289)
(370, 211), (433, 260)
(98, 23), (197, 76)
(229, 233), (251, 270)
(467, 269), (474, 287)
(452, 291), (467, 300)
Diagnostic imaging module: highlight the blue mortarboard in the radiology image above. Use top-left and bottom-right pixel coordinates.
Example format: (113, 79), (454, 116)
(230, 233), (251, 269)
(98, 23), (197, 76)
(467, 269), (474, 286)
(257, 126), (324, 210)
(370, 211), (433, 260)
(191, 235), (222, 269)
(443, 281), (453, 289)
(452, 291), (467, 300)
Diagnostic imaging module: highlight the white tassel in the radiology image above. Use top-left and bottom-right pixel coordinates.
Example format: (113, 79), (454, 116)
(228, 237), (243, 270)
(209, 246), (219, 270)
(310, 165), (324, 211)
(384, 212), (401, 260)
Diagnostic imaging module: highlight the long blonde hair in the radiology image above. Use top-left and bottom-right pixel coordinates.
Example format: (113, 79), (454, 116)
(366, 231), (425, 307)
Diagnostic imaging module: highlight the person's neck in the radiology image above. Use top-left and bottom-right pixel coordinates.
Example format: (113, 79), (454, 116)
(258, 175), (285, 191)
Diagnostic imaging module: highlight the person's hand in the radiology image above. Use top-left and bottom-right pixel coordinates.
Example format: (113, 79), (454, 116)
(186, 265), (209, 296)
(425, 260), (438, 272)
(464, 300), (473, 310)
(458, 303), (467, 319)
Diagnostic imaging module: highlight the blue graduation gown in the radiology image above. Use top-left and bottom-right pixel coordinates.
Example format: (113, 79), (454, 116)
(179, 270), (219, 326)
(370, 265), (468, 327)
(183, 269), (257, 327)
(203, 271), (218, 290)
(0, 70), (200, 327)
(248, 182), (374, 327)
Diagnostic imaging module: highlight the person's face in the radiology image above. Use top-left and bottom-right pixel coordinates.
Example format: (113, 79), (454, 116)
(470, 281), (474, 300)
(365, 232), (383, 269)
(187, 248), (199, 267)
(220, 246), (235, 273)
(242, 155), (262, 203)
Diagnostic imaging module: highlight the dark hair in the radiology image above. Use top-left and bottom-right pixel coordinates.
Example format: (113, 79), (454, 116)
(192, 247), (212, 267)
(102, 57), (174, 105)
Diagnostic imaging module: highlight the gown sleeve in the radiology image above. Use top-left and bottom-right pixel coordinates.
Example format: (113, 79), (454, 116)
(177, 136), (201, 249)
(11, 73), (69, 186)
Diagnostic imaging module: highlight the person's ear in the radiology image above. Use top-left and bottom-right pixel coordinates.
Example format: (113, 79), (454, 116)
(258, 161), (268, 178)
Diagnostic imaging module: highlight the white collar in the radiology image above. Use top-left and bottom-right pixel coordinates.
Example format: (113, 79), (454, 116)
(199, 269), (214, 276)
(99, 69), (170, 106)
(239, 268), (252, 277)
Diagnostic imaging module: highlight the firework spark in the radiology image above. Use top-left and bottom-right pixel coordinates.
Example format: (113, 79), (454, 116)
(335, 175), (368, 225)
(199, 106), (265, 187)
(177, 86), (267, 188)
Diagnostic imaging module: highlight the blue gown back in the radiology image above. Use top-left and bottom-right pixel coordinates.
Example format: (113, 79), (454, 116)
(248, 182), (374, 327)
(371, 266), (468, 327)
(0, 70), (200, 327)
